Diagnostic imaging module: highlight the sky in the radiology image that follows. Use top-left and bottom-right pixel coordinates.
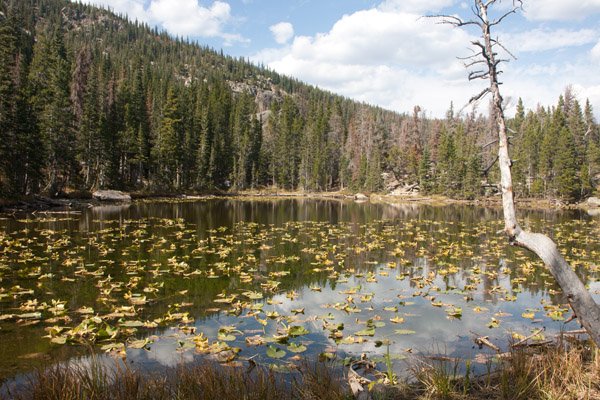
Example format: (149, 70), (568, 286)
(74, 0), (600, 118)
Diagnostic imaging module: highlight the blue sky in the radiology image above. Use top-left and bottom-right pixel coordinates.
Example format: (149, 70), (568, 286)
(76, 0), (600, 118)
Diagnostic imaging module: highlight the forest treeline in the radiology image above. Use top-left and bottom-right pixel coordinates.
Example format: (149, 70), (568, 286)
(1, 0), (599, 201)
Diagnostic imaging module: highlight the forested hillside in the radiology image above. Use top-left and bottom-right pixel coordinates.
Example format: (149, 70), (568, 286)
(0, 0), (599, 201)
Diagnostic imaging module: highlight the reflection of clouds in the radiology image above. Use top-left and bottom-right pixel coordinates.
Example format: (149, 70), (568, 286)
(133, 333), (194, 368)
(253, 270), (570, 362)
(64, 353), (125, 372)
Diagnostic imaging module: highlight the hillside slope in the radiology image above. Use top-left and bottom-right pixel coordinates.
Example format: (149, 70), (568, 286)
(0, 0), (598, 201)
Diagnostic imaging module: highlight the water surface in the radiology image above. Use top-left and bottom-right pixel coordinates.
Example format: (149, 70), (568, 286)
(1, 198), (599, 382)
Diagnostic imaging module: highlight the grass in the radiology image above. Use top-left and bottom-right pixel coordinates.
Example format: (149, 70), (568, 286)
(2, 340), (598, 400)
(409, 338), (600, 400)
(2, 357), (350, 400)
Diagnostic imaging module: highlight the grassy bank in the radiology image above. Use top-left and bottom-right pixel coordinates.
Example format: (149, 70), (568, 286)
(3, 340), (598, 400)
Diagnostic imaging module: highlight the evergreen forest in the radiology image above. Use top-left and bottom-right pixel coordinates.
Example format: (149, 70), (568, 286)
(1, 0), (599, 202)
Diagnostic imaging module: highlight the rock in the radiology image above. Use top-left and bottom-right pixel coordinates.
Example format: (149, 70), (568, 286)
(256, 90), (278, 113)
(389, 183), (419, 197)
(92, 190), (131, 202)
(587, 197), (600, 207)
(354, 193), (369, 201)
(381, 172), (401, 192)
(587, 208), (600, 217)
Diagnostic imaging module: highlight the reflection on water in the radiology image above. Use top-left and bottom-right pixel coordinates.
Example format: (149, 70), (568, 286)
(0, 198), (599, 383)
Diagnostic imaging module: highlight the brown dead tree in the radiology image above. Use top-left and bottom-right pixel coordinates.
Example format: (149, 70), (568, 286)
(432, 0), (600, 345)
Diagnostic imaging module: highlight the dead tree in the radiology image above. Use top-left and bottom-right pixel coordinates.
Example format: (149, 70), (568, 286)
(432, 0), (600, 345)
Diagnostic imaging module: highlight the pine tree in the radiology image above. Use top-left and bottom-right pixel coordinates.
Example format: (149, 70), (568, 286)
(153, 87), (182, 188)
(249, 114), (262, 188)
(0, 9), (18, 193)
(29, 24), (77, 195)
(274, 96), (301, 189)
(584, 100), (600, 195)
(510, 98), (527, 195)
(122, 63), (151, 187)
(195, 84), (212, 188)
(78, 60), (102, 188)
(365, 149), (382, 192)
(463, 153), (482, 200)
(208, 80), (233, 189)
(232, 92), (255, 189)
(418, 146), (433, 194)
(436, 126), (456, 195)
(555, 127), (579, 202)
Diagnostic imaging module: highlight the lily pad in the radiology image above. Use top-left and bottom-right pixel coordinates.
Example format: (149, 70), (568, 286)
(287, 342), (307, 353)
(266, 345), (286, 359)
(288, 325), (310, 337)
(355, 327), (375, 336)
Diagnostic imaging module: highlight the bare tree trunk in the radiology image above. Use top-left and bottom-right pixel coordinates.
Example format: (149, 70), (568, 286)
(480, 1), (600, 346)
(434, 0), (600, 345)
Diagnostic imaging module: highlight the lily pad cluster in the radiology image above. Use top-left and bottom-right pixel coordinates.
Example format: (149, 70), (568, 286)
(0, 206), (599, 376)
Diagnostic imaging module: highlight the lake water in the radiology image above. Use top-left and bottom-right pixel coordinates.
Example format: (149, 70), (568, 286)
(1, 198), (599, 383)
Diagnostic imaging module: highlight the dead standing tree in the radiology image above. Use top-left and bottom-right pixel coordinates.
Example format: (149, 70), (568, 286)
(432, 0), (600, 345)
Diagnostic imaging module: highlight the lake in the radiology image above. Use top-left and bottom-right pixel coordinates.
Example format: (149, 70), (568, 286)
(1, 198), (599, 384)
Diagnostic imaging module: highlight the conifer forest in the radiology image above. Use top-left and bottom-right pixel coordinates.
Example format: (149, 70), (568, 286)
(1, 0), (599, 202)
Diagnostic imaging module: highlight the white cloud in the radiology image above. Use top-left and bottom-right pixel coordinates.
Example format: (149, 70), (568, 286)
(522, 0), (600, 21)
(253, 7), (480, 116)
(591, 40), (600, 63)
(252, 3), (600, 119)
(501, 58), (600, 118)
(75, 0), (247, 44)
(284, 9), (471, 67)
(269, 22), (294, 45)
(503, 28), (598, 53)
(149, 0), (230, 37)
(379, 0), (455, 13)
(574, 84), (600, 114)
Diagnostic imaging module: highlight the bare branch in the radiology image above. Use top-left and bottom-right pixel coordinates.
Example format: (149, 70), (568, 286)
(464, 59), (487, 68)
(482, 138), (499, 150)
(469, 71), (489, 80)
(457, 48), (481, 60)
(468, 87), (490, 104)
(425, 14), (481, 28)
(472, 5), (486, 25)
(490, 5), (522, 27)
(471, 41), (488, 57)
(483, 156), (499, 175)
(491, 38), (518, 60)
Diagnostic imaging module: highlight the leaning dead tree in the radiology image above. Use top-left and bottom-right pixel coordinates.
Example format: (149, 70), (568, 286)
(432, 0), (600, 346)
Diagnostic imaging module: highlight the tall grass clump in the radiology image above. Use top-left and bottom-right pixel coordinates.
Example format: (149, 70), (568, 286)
(2, 340), (598, 400)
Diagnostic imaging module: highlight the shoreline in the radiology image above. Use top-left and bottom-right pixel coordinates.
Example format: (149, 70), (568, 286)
(0, 190), (597, 214)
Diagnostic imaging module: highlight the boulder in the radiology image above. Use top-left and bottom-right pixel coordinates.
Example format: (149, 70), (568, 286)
(354, 193), (369, 201)
(389, 183), (419, 197)
(381, 172), (401, 192)
(587, 197), (600, 208)
(593, 173), (600, 193)
(587, 208), (600, 217)
(92, 190), (131, 202)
